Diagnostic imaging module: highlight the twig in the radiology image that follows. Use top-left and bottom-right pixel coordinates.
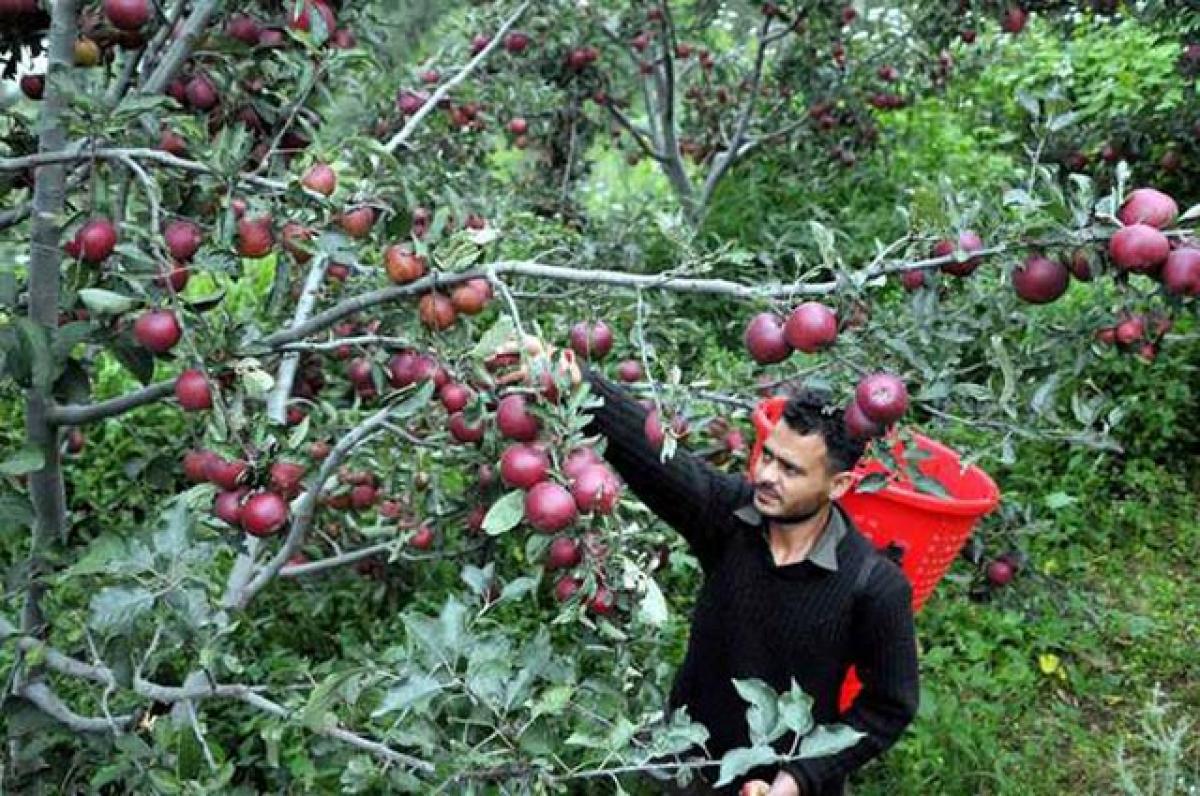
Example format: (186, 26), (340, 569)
(385, 1), (532, 154)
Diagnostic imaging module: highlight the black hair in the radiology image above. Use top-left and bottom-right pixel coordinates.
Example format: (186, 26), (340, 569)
(778, 387), (867, 474)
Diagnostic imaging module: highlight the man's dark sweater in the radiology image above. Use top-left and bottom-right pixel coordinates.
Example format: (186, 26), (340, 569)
(582, 369), (920, 796)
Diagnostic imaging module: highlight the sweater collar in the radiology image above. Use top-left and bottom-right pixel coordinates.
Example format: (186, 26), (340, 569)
(733, 502), (847, 572)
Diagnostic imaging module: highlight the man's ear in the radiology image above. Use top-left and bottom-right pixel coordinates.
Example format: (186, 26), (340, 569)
(829, 470), (855, 501)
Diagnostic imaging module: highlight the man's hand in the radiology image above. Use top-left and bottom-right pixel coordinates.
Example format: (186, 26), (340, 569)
(739, 781), (770, 796)
(486, 334), (582, 389)
(768, 769), (802, 796)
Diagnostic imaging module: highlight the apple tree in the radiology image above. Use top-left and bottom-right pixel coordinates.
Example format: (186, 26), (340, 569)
(0, 0), (1198, 792)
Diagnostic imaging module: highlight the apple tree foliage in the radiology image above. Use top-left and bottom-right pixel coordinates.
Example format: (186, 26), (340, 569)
(0, 0), (1198, 792)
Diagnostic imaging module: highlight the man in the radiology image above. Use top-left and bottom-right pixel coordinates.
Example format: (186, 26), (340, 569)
(498, 339), (920, 796)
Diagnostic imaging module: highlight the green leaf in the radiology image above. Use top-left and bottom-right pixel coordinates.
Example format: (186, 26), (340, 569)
(483, 490), (524, 536)
(88, 587), (155, 634)
(733, 678), (782, 745)
(371, 673), (444, 718)
(715, 745), (779, 787)
(390, 379), (436, 418)
(0, 494), (34, 532)
(0, 445), (45, 476)
(530, 684), (574, 720)
(460, 563), (493, 597)
(1044, 492), (1077, 510)
(472, 316), (516, 360)
(111, 339), (156, 385)
(778, 679), (815, 737)
(911, 472), (950, 499)
(498, 576), (537, 604)
(68, 534), (130, 577)
(637, 576), (669, 626)
(78, 288), (136, 316)
(798, 723), (865, 759)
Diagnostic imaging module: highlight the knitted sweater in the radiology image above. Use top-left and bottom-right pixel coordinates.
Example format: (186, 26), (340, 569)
(582, 368), (920, 796)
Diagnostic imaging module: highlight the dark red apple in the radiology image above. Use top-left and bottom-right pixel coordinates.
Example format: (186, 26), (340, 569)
(1163, 248), (1200, 296)
(854, 373), (908, 425)
(554, 575), (581, 602)
(384, 245), (426, 284)
(1118, 188), (1178, 229)
(1012, 254), (1069, 304)
(644, 409), (666, 450)
(525, 482), (577, 533)
(935, 231), (984, 276)
(1109, 224), (1169, 273)
(163, 219), (202, 261)
(1000, 6), (1027, 34)
(418, 292), (456, 331)
(338, 206), (376, 238)
(185, 74), (218, 110)
(242, 492), (289, 537)
(214, 489), (247, 527)
(569, 320), (614, 361)
(205, 457), (247, 490)
(184, 449), (218, 482)
(504, 30), (530, 53)
(500, 443), (549, 489)
(900, 269), (930, 291)
(844, 400), (884, 440)
(225, 14), (262, 44)
(507, 117), (528, 135)
(448, 412), (485, 444)
(783, 301), (838, 353)
(133, 309), (182, 353)
(986, 558), (1014, 586)
(563, 447), (603, 481)
(269, 461), (306, 500)
(450, 283), (488, 315)
(350, 483), (377, 510)
(439, 382), (472, 413)
(616, 359), (643, 382)
(571, 464), (621, 514)
(302, 163), (337, 196)
(587, 586), (615, 616)
(77, 218), (118, 264)
(409, 522), (435, 550)
(175, 368), (211, 410)
(237, 215), (274, 258)
(19, 74), (44, 100)
(1066, 248), (1096, 281)
(104, 0), (150, 30)
(496, 394), (540, 441)
(1115, 316), (1145, 346)
(743, 313), (791, 364)
(546, 536), (581, 570)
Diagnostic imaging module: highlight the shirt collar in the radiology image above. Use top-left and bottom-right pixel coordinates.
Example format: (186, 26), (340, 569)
(734, 502), (847, 572)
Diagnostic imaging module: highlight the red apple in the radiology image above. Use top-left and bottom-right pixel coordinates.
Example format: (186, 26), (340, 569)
(1118, 188), (1178, 229)
(525, 482), (577, 533)
(205, 457), (247, 490)
(225, 14), (262, 45)
(183, 449), (218, 482)
(302, 163), (337, 196)
(175, 368), (212, 410)
(1163, 247), (1200, 296)
(237, 215), (274, 258)
(743, 313), (791, 364)
(104, 0), (150, 30)
(19, 73), (44, 100)
(507, 117), (528, 135)
(287, 0), (335, 34)
(500, 443), (549, 489)
(784, 301), (838, 353)
(616, 359), (643, 382)
(242, 492), (289, 537)
(854, 373), (908, 425)
(569, 320), (614, 361)
(554, 575), (581, 602)
(571, 464), (621, 514)
(77, 218), (118, 264)
(133, 309), (182, 353)
(163, 219), (203, 262)
(496, 394), (540, 441)
(844, 400), (884, 440)
(504, 30), (530, 53)
(644, 409), (666, 450)
(986, 558), (1014, 586)
(587, 586), (615, 616)
(440, 382), (472, 413)
(384, 245), (426, 284)
(448, 412), (485, 444)
(409, 522), (435, 550)
(418, 292), (456, 331)
(338, 206), (376, 238)
(1012, 254), (1069, 304)
(214, 489), (247, 527)
(1115, 316), (1146, 346)
(269, 461), (306, 500)
(546, 536), (581, 570)
(1000, 6), (1027, 35)
(1109, 224), (1170, 273)
(935, 231), (984, 276)
(185, 74), (218, 110)
(563, 447), (604, 481)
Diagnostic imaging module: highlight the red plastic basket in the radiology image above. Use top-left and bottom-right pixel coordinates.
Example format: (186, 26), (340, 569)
(748, 397), (1000, 711)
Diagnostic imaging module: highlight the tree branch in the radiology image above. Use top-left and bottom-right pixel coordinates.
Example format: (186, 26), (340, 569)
(48, 380), (175, 426)
(385, 1), (531, 154)
(139, 0), (221, 96)
(17, 681), (133, 734)
(604, 102), (666, 163)
(224, 403), (409, 610)
(267, 254), (331, 424)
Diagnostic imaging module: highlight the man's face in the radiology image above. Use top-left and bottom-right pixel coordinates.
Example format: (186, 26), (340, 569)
(752, 421), (852, 523)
